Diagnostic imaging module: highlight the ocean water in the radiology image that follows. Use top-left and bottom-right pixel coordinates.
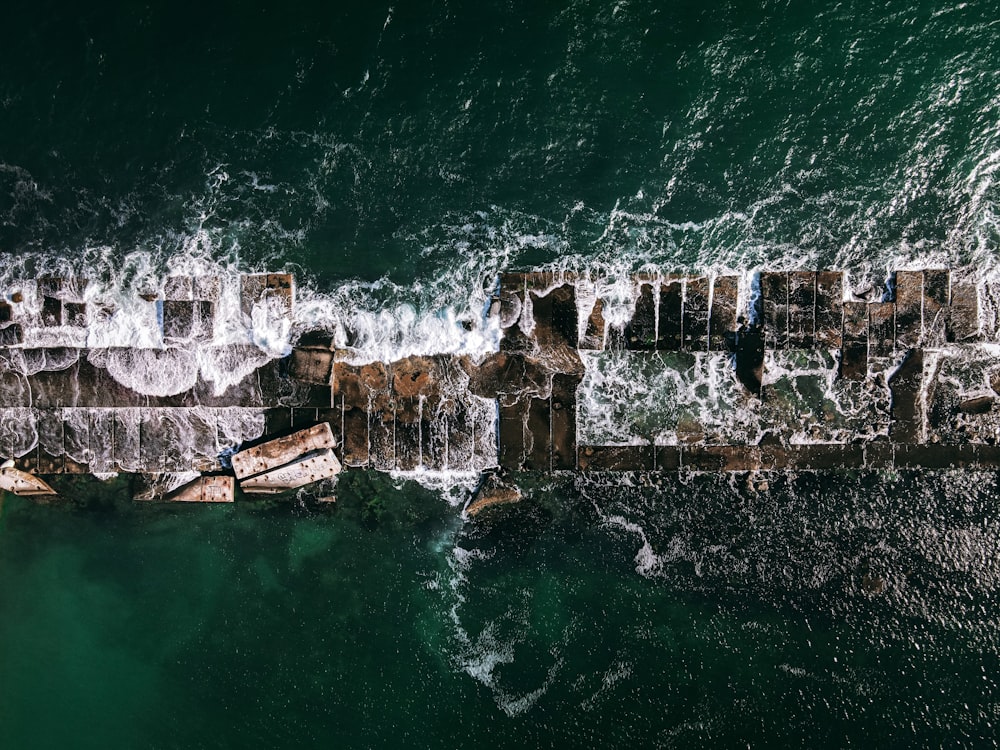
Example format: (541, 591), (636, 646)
(2, 0), (1000, 746)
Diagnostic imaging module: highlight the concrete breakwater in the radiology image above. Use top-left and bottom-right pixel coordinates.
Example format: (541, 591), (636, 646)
(0, 268), (997, 502)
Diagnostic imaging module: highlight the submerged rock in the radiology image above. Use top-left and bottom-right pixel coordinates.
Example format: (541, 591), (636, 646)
(465, 473), (522, 517)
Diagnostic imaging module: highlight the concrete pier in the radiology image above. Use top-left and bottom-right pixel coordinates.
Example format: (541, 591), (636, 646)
(0, 267), (999, 501)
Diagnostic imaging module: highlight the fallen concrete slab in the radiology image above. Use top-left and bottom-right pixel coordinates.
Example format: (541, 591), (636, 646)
(232, 422), (337, 479)
(240, 449), (341, 493)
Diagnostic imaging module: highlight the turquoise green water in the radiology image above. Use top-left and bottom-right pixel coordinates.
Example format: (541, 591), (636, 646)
(3, 0), (1000, 746)
(4, 472), (1000, 746)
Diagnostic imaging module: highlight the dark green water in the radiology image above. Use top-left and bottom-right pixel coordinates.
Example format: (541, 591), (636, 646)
(3, 1), (1000, 746)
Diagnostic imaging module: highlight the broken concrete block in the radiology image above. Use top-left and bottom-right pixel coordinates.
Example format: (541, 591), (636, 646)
(0, 466), (57, 496)
(166, 475), (235, 502)
(289, 347), (333, 385)
(465, 473), (522, 517)
(240, 450), (341, 493)
(231, 422), (337, 479)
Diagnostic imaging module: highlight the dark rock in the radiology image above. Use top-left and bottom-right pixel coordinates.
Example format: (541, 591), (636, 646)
(958, 396), (994, 415)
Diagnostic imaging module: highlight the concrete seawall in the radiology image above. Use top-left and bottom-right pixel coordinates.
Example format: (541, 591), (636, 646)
(0, 267), (998, 500)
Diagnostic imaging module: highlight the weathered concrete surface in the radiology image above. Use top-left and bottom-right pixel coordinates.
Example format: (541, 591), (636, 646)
(761, 272), (789, 350)
(657, 280), (683, 350)
(889, 349), (924, 443)
(5, 267), (1000, 506)
(625, 283), (657, 350)
(165, 476), (234, 503)
(787, 271), (816, 349)
(815, 272), (844, 348)
(232, 422), (336, 480)
(240, 449), (341, 493)
(0, 466), (57, 496)
(894, 270), (923, 349)
(682, 277), (711, 351)
(710, 276), (739, 351)
(840, 301), (868, 380)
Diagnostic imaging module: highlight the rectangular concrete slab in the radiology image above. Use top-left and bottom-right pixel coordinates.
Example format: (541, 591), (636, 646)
(316, 406), (343, 456)
(113, 409), (141, 473)
(163, 276), (194, 301)
(550, 373), (578, 471)
(682, 277), (710, 351)
(923, 269), (950, 344)
(888, 349), (923, 443)
(445, 403), (475, 471)
(0, 323), (23, 347)
(840, 341), (868, 381)
(240, 450), (341, 493)
(36, 409), (65, 473)
(89, 409), (115, 473)
(166, 475), (235, 502)
(815, 272), (843, 348)
(709, 276), (739, 351)
(394, 398), (421, 471)
(895, 271), (922, 349)
(864, 442), (895, 468)
(498, 395), (529, 471)
(657, 281), (683, 350)
(368, 408), (396, 472)
(577, 445), (655, 471)
(947, 282), (980, 342)
(525, 396), (551, 471)
(231, 422), (336, 479)
(840, 301), (869, 380)
(162, 300), (196, 339)
(868, 302), (894, 358)
(894, 444), (977, 469)
(787, 271), (815, 349)
(843, 301), (868, 340)
(682, 445), (761, 471)
(759, 444), (865, 470)
(760, 272), (788, 350)
(625, 283), (657, 350)
(654, 446), (681, 470)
